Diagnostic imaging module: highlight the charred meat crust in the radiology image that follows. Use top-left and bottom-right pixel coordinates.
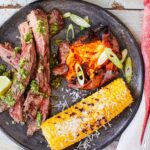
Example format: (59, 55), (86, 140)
(52, 41), (69, 76)
(53, 64), (68, 76)
(54, 24), (121, 90)
(0, 42), (20, 69)
(24, 9), (51, 136)
(49, 8), (64, 37)
(8, 22), (37, 123)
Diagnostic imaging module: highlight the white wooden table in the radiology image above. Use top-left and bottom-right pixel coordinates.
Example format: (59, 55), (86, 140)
(0, 0), (144, 150)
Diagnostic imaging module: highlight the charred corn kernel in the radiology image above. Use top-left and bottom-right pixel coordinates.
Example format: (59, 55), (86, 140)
(41, 78), (133, 150)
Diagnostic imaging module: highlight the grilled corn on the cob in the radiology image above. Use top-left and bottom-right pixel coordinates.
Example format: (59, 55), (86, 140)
(41, 78), (133, 150)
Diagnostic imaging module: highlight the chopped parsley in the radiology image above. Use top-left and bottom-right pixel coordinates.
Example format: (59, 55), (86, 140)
(18, 68), (28, 80)
(36, 19), (47, 35)
(50, 22), (59, 36)
(19, 58), (28, 68)
(14, 47), (21, 55)
(30, 80), (40, 94)
(1, 91), (15, 107)
(51, 76), (61, 89)
(24, 31), (33, 44)
(0, 64), (7, 75)
(36, 111), (42, 127)
(30, 80), (49, 98)
(18, 82), (25, 91)
(50, 53), (61, 88)
(18, 58), (28, 80)
(55, 39), (62, 46)
(50, 53), (59, 69)
(3, 70), (13, 79)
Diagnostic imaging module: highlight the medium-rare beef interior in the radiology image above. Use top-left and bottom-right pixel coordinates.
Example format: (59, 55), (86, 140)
(0, 42), (20, 69)
(24, 9), (51, 136)
(0, 22), (37, 123)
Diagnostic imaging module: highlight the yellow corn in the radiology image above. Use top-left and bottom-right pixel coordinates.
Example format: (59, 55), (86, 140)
(41, 78), (133, 150)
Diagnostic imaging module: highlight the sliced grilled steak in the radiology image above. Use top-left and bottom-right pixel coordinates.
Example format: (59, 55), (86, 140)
(53, 41), (69, 75)
(0, 42), (20, 69)
(53, 64), (68, 76)
(24, 9), (51, 136)
(0, 22), (37, 123)
(49, 8), (64, 37)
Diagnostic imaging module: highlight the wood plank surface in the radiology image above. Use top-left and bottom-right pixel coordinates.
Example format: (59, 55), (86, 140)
(0, 0), (144, 9)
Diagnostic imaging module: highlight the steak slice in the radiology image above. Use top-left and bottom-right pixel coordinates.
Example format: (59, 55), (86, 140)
(0, 42), (20, 69)
(0, 22), (37, 123)
(53, 41), (69, 76)
(49, 8), (64, 37)
(24, 9), (51, 136)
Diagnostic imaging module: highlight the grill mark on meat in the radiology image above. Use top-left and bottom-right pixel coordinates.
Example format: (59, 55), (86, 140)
(0, 42), (20, 69)
(24, 9), (51, 136)
(7, 22), (36, 123)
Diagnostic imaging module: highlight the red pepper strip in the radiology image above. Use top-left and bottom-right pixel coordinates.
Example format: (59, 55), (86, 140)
(141, 0), (150, 143)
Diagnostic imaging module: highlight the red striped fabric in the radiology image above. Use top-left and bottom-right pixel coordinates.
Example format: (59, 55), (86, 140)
(141, 0), (150, 143)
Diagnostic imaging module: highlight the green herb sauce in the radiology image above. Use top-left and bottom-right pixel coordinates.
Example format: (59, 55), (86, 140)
(30, 80), (40, 94)
(3, 70), (13, 79)
(50, 53), (59, 69)
(54, 39), (62, 46)
(50, 22), (59, 36)
(24, 31), (33, 44)
(50, 53), (61, 89)
(19, 58), (28, 68)
(18, 68), (28, 80)
(0, 64), (7, 75)
(36, 19), (47, 35)
(1, 91), (15, 107)
(51, 76), (61, 89)
(36, 111), (42, 127)
(14, 47), (21, 55)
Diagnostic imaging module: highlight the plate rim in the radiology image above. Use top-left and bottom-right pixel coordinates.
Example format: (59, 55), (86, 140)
(0, 0), (144, 149)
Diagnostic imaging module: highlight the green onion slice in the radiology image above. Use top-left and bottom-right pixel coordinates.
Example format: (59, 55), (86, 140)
(66, 24), (74, 41)
(125, 57), (132, 83)
(105, 48), (123, 70)
(121, 49), (128, 63)
(97, 51), (108, 65)
(36, 111), (42, 127)
(70, 14), (91, 28)
(75, 63), (85, 86)
(81, 16), (90, 30)
(63, 12), (71, 18)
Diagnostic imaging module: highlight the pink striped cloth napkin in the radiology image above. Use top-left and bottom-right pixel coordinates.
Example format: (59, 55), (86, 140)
(141, 0), (150, 143)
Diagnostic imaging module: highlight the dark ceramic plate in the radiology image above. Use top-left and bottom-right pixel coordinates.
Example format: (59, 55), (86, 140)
(0, 0), (144, 150)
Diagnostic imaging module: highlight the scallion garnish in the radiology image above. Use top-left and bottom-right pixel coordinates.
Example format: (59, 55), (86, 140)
(125, 57), (132, 83)
(121, 49), (128, 63)
(63, 12), (71, 18)
(105, 48), (123, 70)
(75, 63), (85, 86)
(66, 24), (74, 41)
(81, 16), (90, 30)
(70, 14), (91, 28)
(97, 51), (108, 65)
